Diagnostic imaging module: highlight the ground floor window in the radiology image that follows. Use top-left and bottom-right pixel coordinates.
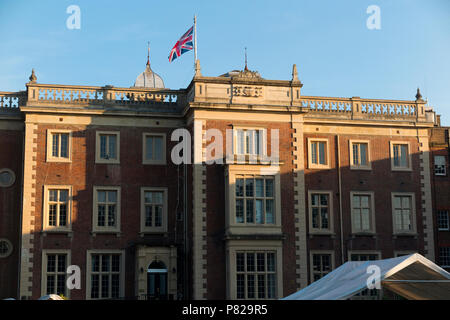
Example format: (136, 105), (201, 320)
(311, 253), (333, 281)
(43, 252), (69, 297)
(439, 247), (450, 268)
(89, 253), (122, 299)
(235, 251), (277, 299)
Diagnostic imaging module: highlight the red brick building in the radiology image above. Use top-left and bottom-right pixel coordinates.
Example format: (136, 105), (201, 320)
(0, 61), (444, 300)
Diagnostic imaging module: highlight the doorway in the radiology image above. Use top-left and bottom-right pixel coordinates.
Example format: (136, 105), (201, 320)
(147, 261), (168, 300)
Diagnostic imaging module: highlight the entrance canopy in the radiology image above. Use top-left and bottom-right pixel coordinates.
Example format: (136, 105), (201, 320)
(283, 253), (450, 300)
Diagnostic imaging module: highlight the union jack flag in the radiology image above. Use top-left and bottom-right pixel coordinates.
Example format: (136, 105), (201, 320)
(168, 26), (194, 62)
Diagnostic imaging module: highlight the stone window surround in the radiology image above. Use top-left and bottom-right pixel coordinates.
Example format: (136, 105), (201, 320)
(95, 131), (120, 164)
(307, 137), (330, 169)
(142, 132), (167, 165)
(309, 250), (335, 284)
(92, 186), (121, 234)
(391, 192), (417, 235)
(349, 139), (372, 170)
(350, 191), (377, 235)
(390, 141), (412, 171)
(85, 249), (125, 300)
(226, 240), (283, 300)
(308, 190), (334, 235)
(232, 125), (268, 157)
(41, 249), (71, 298)
(225, 165), (282, 235)
(46, 129), (72, 163)
(140, 187), (168, 234)
(42, 185), (73, 233)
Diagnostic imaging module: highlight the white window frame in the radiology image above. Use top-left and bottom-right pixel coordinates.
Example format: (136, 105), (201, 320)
(437, 210), (450, 231)
(233, 127), (267, 157)
(85, 250), (125, 300)
(140, 187), (168, 234)
(41, 249), (71, 298)
(391, 192), (417, 235)
(308, 138), (330, 169)
(434, 155), (447, 176)
(350, 191), (376, 234)
(390, 141), (412, 171)
(349, 140), (371, 170)
(95, 131), (120, 164)
(142, 133), (166, 165)
(46, 129), (72, 163)
(310, 251), (335, 283)
(92, 186), (121, 233)
(43, 185), (73, 232)
(308, 190), (334, 234)
(226, 241), (283, 300)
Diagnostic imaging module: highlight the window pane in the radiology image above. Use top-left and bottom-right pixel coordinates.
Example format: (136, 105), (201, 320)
(100, 135), (107, 158)
(153, 192), (163, 204)
(237, 130), (244, 154)
(101, 275), (109, 298)
(321, 208), (329, 229)
(257, 275), (265, 298)
(91, 275), (99, 298)
(361, 196), (369, 208)
(59, 190), (68, 202)
(47, 255), (56, 272)
(245, 179), (254, 197)
(318, 142), (326, 164)
(360, 143), (367, 165)
(236, 253), (245, 272)
(154, 137), (163, 160)
(49, 190), (58, 202)
(400, 145), (408, 167)
(107, 191), (117, 203)
(108, 135), (117, 159)
(49, 204), (57, 226)
(352, 144), (359, 165)
(98, 191), (106, 203)
(311, 142), (317, 164)
(236, 274), (245, 299)
(320, 194), (328, 206)
(57, 274), (66, 295)
(312, 208), (319, 228)
(267, 274), (276, 298)
(247, 253), (255, 272)
(402, 196), (410, 209)
(145, 206), (153, 226)
(236, 199), (244, 223)
(60, 134), (69, 158)
(246, 199), (254, 223)
(111, 255), (120, 272)
(144, 191), (152, 203)
(59, 204), (67, 226)
(108, 205), (116, 226)
(255, 179), (264, 197)
(145, 136), (153, 160)
(236, 179), (244, 197)
(52, 134), (59, 157)
(257, 253), (265, 271)
(47, 275), (55, 294)
(266, 199), (274, 224)
(247, 274), (255, 299)
(92, 255), (100, 272)
(255, 200), (263, 224)
(265, 179), (274, 197)
(102, 255), (110, 272)
(267, 253), (275, 272)
(154, 206), (162, 227)
(98, 205), (105, 226)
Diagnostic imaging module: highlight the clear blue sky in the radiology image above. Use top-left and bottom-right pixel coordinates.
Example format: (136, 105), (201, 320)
(0, 0), (449, 124)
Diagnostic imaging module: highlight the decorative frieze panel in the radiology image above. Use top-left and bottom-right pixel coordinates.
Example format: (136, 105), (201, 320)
(232, 86), (263, 98)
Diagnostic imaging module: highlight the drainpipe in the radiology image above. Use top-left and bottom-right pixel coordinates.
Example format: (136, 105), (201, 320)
(183, 162), (189, 299)
(337, 135), (345, 264)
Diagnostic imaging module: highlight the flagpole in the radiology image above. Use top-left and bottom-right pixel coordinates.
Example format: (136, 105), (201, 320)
(194, 15), (198, 64)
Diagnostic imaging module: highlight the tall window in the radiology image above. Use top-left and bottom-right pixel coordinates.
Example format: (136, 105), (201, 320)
(93, 187), (120, 233)
(141, 188), (167, 233)
(236, 252), (276, 299)
(96, 132), (120, 164)
(350, 141), (369, 169)
(308, 139), (329, 168)
(309, 192), (331, 232)
(52, 133), (69, 158)
(48, 189), (68, 227)
(44, 186), (71, 231)
(47, 130), (71, 162)
(351, 193), (374, 233)
(350, 253), (381, 299)
(143, 133), (165, 164)
(439, 248), (450, 268)
(391, 143), (410, 169)
(437, 210), (450, 231)
(311, 254), (332, 281)
(89, 253), (122, 299)
(235, 129), (264, 156)
(392, 194), (414, 233)
(235, 176), (275, 224)
(434, 156), (447, 176)
(44, 253), (68, 296)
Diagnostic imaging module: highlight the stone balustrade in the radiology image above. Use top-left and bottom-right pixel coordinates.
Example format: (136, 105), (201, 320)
(0, 91), (26, 112)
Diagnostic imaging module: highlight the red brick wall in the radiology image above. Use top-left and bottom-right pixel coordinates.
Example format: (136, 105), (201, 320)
(0, 128), (23, 299)
(30, 124), (182, 299)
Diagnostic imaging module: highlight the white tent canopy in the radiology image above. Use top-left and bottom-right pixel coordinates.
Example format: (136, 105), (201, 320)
(283, 253), (450, 300)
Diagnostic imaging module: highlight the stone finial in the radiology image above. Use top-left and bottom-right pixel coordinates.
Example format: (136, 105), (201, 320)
(194, 59), (202, 77)
(29, 69), (37, 83)
(415, 87), (423, 101)
(292, 64), (299, 82)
